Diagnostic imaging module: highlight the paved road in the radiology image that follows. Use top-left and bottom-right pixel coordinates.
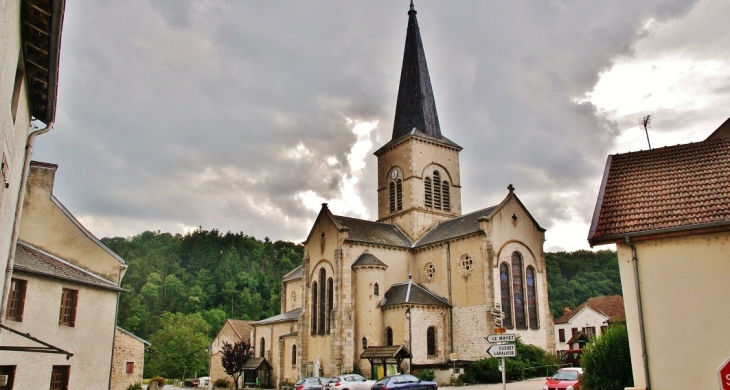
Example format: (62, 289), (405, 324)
(441, 377), (545, 390)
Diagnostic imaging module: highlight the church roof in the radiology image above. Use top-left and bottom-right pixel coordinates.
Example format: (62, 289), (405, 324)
(336, 216), (413, 248)
(352, 251), (388, 268)
(14, 241), (126, 292)
(387, 1), (458, 149)
(415, 206), (499, 247)
(380, 278), (449, 307)
(225, 319), (254, 340)
(282, 265), (302, 282)
(252, 308), (301, 325)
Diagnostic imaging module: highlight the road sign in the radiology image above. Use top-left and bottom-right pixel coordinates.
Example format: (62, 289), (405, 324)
(493, 327), (506, 334)
(718, 356), (730, 390)
(486, 333), (516, 343)
(487, 344), (516, 358)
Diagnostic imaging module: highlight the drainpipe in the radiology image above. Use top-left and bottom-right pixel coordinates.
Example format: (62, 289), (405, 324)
(625, 236), (651, 390)
(0, 122), (53, 323)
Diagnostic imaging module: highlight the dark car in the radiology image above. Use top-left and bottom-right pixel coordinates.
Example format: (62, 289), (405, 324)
(371, 374), (437, 390)
(296, 377), (330, 390)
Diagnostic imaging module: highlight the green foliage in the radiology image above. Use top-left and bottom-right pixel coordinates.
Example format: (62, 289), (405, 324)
(103, 229), (303, 340)
(149, 376), (167, 387)
(214, 378), (231, 388)
(546, 250), (621, 318)
(126, 383), (143, 390)
(581, 324), (633, 390)
(415, 369), (435, 381)
(147, 312), (211, 380)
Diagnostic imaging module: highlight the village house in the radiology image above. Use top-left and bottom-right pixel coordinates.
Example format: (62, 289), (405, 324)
(251, 2), (554, 386)
(0, 162), (127, 389)
(588, 119), (730, 390)
(110, 326), (150, 390)
(210, 319), (254, 388)
(553, 295), (625, 353)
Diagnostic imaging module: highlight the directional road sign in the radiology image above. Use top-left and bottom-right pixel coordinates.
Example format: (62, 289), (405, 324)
(486, 333), (516, 343)
(487, 344), (516, 358)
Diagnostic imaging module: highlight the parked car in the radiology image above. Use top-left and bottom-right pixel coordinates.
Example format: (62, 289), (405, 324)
(296, 377), (330, 390)
(197, 376), (210, 388)
(370, 374), (437, 390)
(543, 367), (583, 390)
(325, 374), (376, 390)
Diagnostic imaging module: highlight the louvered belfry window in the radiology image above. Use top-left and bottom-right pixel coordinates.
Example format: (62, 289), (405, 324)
(442, 181), (450, 211)
(389, 182), (396, 213)
(396, 179), (403, 211)
(424, 177), (432, 207)
(433, 171), (441, 209)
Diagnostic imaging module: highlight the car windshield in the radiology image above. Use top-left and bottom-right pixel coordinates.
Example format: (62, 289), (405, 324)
(374, 377), (390, 386)
(295, 380), (306, 385)
(552, 371), (579, 381)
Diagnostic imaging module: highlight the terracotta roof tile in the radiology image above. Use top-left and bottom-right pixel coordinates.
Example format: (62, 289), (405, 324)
(554, 295), (625, 324)
(589, 138), (730, 243)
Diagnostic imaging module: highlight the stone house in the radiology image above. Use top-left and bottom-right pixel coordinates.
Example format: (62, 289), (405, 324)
(210, 319), (254, 387)
(553, 295), (625, 353)
(588, 120), (730, 389)
(110, 327), (150, 390)
(252, 3), (553, 386)
(0, 162), (127, 389)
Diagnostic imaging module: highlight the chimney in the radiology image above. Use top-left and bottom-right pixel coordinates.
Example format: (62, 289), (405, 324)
(563, 307), (571, 315)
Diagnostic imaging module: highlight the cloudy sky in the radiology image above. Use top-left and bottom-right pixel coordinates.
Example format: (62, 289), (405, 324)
(34, 0), (730, 252)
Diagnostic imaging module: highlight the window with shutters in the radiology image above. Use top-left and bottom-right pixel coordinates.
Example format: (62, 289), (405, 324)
(6, 278), (26, 322)
(558, 329), (565, 342)
(59, 289), (77, 327)
(424, 177), (432, 207)
(442, 181), (450, 211)
(50, 366), (69, 390)
(0, 365), (16, 390)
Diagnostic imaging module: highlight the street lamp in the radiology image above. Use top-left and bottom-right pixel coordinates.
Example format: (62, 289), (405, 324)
(405, 308), (412, 374)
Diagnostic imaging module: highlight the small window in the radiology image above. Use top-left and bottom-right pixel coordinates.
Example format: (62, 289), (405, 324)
(259, 337), (265, 358)
(0, 365), (16, 390)
(558, 329), (565, 342)
(125, 362), (134, 374)
(362, 337), (367, 350)
(427, 327), (436, 356)
(291, 345), (297, 365)
(424, 262), (436, 280)
(6, 278), (26, 322)
(373, 283), (379, 296)
(59, 289), (78, 327)
(385, 327), (393, 346)
(457, 254), (473, 277)
(50, 365), (70, 390)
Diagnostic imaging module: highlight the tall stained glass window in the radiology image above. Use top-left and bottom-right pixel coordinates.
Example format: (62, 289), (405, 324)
(499, 263), (513, 328)
(512, 252), (526, 329)
(527, 266), (538, 328)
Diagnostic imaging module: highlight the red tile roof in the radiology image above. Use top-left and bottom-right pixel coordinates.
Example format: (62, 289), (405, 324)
(589, 138), (730, 244)
(554, 295), (625, 324)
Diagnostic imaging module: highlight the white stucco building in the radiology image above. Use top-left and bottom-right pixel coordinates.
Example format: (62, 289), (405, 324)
(552, 295), (625, 353)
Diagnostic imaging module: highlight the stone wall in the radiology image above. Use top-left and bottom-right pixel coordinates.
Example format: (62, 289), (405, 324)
(110, 328), (147, 390)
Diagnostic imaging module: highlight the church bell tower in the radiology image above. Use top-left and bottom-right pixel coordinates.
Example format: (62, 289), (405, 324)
(375, 1), (462, 240)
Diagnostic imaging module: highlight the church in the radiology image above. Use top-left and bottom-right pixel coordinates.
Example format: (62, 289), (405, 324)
(251, 2), (553, 386)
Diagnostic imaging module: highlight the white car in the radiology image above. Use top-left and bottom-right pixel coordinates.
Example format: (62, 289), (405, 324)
(197, 376), (210, 388)
(325, 374), (376, 390)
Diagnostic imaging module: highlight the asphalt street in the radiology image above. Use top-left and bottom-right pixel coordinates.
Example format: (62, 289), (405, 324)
(143, 378), (546, 390)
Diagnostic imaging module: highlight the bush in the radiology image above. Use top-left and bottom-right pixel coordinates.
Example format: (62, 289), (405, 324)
(461, 337), (558, 384)
(149, 376), (167, 387)
(127, 384), (143, 390)
(581, 324), (633, 390)
(214, 378), (231, 388)
(415, 369), (435, 381)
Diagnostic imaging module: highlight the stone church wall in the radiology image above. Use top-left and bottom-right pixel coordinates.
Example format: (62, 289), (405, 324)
(451, 305), (490, 361)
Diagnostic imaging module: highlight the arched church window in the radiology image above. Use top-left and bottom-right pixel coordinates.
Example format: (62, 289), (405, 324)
(385, 327), (393, 346)
(260, 337), (265, 358)
(319, 268), (326, 335)
(424, 177), (432, 208)
(442, 180), (450, 211)
(433, 171), (442, 209)
(427, 327), (436, 356)
(374, 283), (379, 296)
(500, 263), (513, 328)
(512, 252), (526, 329)
(291, 345), (297, 365)
(362, 337), (368, 350)
(311, 282), (318, 335)
(327, 277), (334, 334)
(526, 266), (538, 329)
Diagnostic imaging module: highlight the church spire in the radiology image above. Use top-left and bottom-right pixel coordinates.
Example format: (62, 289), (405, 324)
(391, 0), (442, 142)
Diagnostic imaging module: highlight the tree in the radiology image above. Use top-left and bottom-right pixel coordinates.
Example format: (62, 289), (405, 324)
(148, 312), (211, 380)
(580, 323), (633, 390)
(221, 339), (253, 390)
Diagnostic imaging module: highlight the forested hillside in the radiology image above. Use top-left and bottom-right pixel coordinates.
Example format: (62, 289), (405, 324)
(545, 250), (622, 318)
(103, 230), (621, 340)
(102, 230), (303, 340)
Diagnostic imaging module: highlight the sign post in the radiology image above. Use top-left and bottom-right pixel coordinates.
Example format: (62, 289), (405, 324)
(488, 304), (515, 390)
(718, 356), (730, 390)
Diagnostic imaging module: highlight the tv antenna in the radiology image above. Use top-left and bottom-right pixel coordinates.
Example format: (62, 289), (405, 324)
(639, 115), (652, 150)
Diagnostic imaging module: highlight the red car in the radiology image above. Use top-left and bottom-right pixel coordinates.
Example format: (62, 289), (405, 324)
(543, 367), (583, 390)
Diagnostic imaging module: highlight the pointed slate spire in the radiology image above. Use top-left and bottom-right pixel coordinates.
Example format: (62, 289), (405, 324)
(391, 0), (442, 142)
